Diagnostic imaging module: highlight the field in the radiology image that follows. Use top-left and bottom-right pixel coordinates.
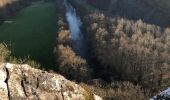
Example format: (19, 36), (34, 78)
(0, 2), (56, 69)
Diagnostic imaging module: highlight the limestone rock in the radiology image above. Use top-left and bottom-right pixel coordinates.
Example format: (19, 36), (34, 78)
(0, 64), (8, 100)
(0, 63), (102, 100)
(150, 87), (170, 100)
(94, 94), (102, 100)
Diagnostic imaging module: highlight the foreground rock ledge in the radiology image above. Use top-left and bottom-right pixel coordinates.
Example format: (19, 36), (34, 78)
(0, 63), (102, 100)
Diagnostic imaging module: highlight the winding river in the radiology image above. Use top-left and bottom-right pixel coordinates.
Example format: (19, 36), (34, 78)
(64, 0), (87, 58)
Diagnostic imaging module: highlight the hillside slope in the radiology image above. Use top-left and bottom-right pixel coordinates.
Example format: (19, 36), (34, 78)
(86, 0), (170, 27)
(0, 0), (30, 23)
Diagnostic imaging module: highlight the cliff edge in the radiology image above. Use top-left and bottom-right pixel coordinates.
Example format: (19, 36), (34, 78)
(0, 63), (102, 100)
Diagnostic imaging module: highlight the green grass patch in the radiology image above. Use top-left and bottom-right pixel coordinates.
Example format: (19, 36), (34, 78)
(0, 2), (57, 70)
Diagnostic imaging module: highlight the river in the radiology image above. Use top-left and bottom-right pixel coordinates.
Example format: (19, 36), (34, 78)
(64, 0), (87, 58)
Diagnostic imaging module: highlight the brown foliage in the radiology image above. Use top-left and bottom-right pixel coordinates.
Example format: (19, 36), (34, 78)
(56, 45), (91, 81)
(57, 30), (71, 45)
(84, 12), (170, 89)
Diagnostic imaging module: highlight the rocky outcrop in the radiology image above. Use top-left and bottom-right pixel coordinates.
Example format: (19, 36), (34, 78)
(150, 87), (170, 100)
(0, 63), (102, 100)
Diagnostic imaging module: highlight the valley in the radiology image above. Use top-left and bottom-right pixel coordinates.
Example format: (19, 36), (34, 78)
(0, 0), (170, 99)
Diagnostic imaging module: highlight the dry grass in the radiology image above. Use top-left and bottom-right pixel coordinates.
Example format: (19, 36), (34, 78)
(0, 43), (10, 62)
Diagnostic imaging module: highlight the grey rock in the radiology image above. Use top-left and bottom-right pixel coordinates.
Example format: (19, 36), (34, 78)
(0, 63), (8, 100)
(0, 63), (102, 100)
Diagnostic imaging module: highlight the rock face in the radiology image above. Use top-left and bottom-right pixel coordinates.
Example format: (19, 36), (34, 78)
(150, 87), (170, 100)
(0, 64), (8, 100)
(0, 63), (101, 100)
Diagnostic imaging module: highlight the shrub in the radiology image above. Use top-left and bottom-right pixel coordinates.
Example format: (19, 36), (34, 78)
(9, 56), (41, 69)
(81, 81), (146, 100)
(0, 43), (10, 62)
